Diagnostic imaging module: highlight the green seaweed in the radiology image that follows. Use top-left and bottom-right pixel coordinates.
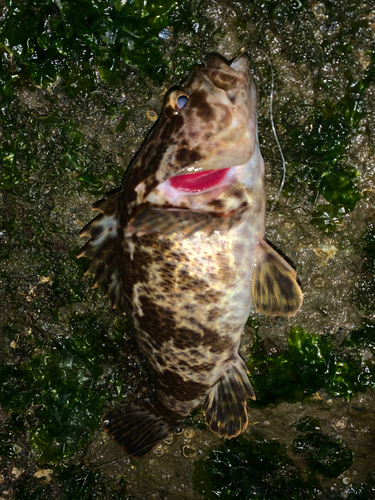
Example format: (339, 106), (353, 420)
(0, 0), (202, 94)
(0, 91), (124, 204)
(292, 432), (354, 478)
(13, 466), (131, 500)
(194, 433), (355, 499)
(343, 322), (375, 351)
(345, 474), (375, 499)
(248, 325), (374, 405)
(58, 465), (130, 500)
(0, 315), (116, 462)
(249, 2), (374, 231)
(283, 96), (363, 231)
(341, 322), (375, 391)
(247, 326), (328, 404)
(193, 434), (321, 499)
(294, 416), (321, 433)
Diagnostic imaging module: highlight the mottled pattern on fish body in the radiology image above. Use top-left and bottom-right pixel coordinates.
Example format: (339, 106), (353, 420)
(78, 55), (303, 457)
(125, 208), (260, 417)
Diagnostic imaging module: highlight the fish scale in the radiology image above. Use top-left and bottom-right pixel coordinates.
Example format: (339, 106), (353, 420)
(78, 54), (303, 457)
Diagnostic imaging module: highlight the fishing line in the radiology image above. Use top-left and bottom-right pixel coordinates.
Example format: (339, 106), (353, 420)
(232, 46), (287, 213)
(265, 52), (286, 213)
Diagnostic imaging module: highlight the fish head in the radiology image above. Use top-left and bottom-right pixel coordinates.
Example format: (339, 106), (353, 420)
(128, 55), (259, 207)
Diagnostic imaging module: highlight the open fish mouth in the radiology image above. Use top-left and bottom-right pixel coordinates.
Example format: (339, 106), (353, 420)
(168, 167), (232, 193)
(146, 164), (239, 209)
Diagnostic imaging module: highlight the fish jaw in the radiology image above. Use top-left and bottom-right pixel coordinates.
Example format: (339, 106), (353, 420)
(145, 164), (237, 209)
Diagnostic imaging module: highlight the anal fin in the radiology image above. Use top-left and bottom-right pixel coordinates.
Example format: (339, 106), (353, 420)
(204, 358), (255, 439)
(103, 400), (174, 457)
(252, 239), (303, 317)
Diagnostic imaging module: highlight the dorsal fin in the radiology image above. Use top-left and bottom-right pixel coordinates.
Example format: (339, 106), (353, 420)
(77, 190), (125, 311)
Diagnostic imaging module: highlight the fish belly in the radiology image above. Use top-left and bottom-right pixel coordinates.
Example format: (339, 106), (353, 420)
(128, 220), (255, 395)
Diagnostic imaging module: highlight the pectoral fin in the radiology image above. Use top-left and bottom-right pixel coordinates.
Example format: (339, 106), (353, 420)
(204, 358), (255, 439)
(252, 239), (303, 317)
(125, 203), (247, 238)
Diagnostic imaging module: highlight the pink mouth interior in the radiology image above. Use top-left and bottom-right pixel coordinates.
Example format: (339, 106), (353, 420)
(169, 168), (230, 193)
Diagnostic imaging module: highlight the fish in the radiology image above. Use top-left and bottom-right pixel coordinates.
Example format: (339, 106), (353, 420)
(77, 54), (303, 457)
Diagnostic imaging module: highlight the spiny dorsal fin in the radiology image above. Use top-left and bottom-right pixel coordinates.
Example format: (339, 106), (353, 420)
(77, 191), (124, 310)
(204, 358), (255, 439)
(125, 203), (247, 238)
(252, 238), (303, 317)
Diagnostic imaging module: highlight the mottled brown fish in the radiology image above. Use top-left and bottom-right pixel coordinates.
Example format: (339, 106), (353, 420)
(78, 55), (303, 457)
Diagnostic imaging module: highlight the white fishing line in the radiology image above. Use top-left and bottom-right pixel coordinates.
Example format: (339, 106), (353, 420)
(232, 46), (286, 213)
(265, 52), (286, 213)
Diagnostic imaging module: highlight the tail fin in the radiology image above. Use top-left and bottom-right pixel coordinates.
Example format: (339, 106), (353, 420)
(103, 400), (174, 457)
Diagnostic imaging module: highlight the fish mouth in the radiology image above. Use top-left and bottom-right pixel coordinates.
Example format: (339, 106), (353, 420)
(146, 166), (237, 207)
(168, 168), (231, 193)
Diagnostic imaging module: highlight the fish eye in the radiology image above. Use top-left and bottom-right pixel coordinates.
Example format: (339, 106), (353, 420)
(176, 94), (189, 109)
(170, 90), (190, 113)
